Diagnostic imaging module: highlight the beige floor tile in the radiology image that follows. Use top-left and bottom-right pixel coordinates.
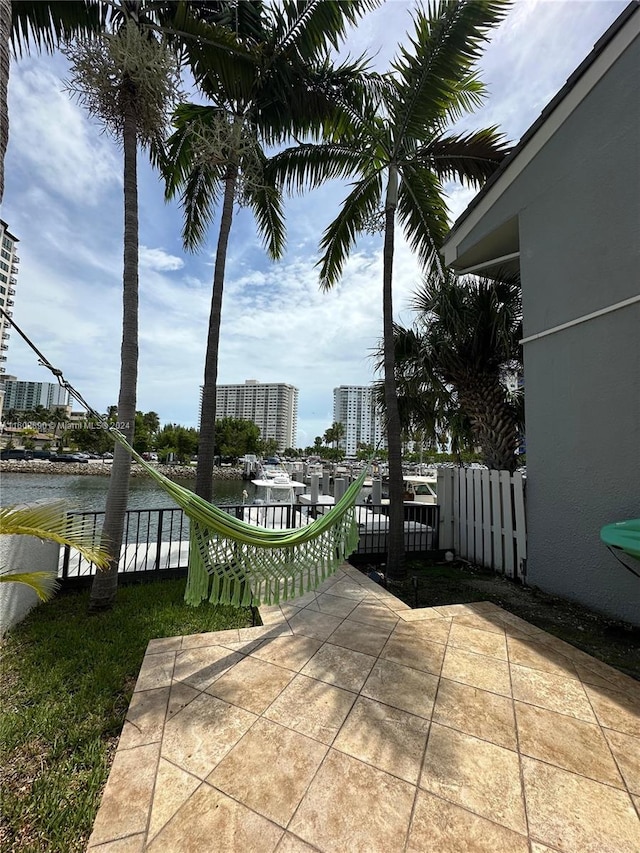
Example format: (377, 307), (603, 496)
(333, 696), (429, 784)
(162, 693), (257, 778)
(392, 617), (452, 646)
(529, 844), (559, 853)
(264, 673), (356, 744)
(522, 756), (640, 853)
(323, 578), (371, 600)
(237, 623), (294, 641)
(173, 645), (243, 691)
(420, 723), (526, 835)
(584, 684), (640, 737)
(166, 681), (200, 720)
(118, 687), (170, 750)
(250, 635), (323, 672)
(515, 701), (624, 786)
(206, 654), (295, 714)
(441, 646), (512, 697)
(468, 601), (506, 614)
(373, 591), (411, 610)
(346, 600), (400, 629)
(579, 662), (640, 700)
(380, 633), (446, 675)
(275, 834), (321, 852)
(574, 662), (638, 694)
(88, 742), (160, 847)
(449, 611), (508, 634)
(497, 612), (547, 635)
(146, 636), (182, 654)
(433, 603), (480, 617)
(507, 636), (578, 679)
(510, 664), (596, 722)
(133, 651), (176, 692)
(407, 790), (529, 853)
(87, 834), (146, 851)
(218, 636), (270, 655)
(301, 642), (376, 692)
(307, 591), (359, 617)
(147, 759), (201, 842)
(146, 782), (283, 852)
(208, 718), (327, 826)
(287, 609), (345, 641)
(448, 622), (508, 660)
(180, 628), (242, 649)
(361, 658), (439, 718)
(289, 749), (415, 853)
(327, 618), (393, 656)
(397, 607), (449, 622)
(433, 678), (517, 750)
(603, 728), (640, 794)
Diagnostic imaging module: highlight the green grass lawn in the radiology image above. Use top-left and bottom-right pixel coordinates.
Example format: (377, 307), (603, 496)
(0, 579), (252, 853)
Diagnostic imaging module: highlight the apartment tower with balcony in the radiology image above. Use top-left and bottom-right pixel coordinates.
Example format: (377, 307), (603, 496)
(209, 379), (299, 452)
(0, 220), (19, 378)
(333, 385), (385, 456)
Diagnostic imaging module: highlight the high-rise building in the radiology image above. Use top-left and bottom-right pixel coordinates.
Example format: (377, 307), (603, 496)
(211, 379), (298, 451)
(2, 378), (71, 412)
(333, 385), (385, 457)
(0, 220), (19, 377)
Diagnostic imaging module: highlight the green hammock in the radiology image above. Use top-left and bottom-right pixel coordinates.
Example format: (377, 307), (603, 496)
(0, 310), (367, 608)
(110, 430), (367, 607)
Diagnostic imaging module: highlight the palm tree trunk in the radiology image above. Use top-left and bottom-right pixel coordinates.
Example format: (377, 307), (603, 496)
(458, 375), (519, 472)
(90, 93), (139, 611)
(382, 165), (406, 581)
(0, 0), (9, 203)
(195, 162), (238, 502)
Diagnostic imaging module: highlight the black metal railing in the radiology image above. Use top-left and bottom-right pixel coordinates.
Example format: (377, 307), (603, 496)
(60, 502), (440, 584)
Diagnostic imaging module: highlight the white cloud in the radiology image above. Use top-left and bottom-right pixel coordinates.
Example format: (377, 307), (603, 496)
(7, 59), (120, 205)
(139, 246), (185, 272)
(2, 1), (630, 442)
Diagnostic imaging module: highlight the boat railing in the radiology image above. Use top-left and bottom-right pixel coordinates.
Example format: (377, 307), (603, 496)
(60, 502), (440, 585)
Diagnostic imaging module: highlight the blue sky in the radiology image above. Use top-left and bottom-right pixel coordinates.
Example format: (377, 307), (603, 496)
(1, 0), (628, 446)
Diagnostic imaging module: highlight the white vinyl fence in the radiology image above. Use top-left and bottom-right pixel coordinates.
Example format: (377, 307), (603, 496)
(437, 468), (527, 580)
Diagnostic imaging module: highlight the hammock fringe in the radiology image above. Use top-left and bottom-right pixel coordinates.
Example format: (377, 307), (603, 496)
(103, 428), (367, 608)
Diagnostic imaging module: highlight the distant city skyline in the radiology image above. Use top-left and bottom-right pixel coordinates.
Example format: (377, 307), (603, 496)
(1, 1), (627, 445)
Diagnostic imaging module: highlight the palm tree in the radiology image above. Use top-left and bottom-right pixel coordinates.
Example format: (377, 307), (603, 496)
(64, 5), (183, 611)
(0, 0), (105, 202)
(395, 271), (523, 471)
(268, 0), (510, 580)
(160, 0), (376, 503)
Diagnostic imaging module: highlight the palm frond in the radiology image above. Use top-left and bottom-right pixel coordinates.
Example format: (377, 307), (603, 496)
(318, 170), (384, 290)
(273, 0), (379, 62)
(0, 569), (60, 602)
(165, 8), (258, 100)
(397, 165), (450, 274)
(0, 501), (110, 569)
(390, 0), (510, 152)
(266, 143), (368, 196)
(417, 127), (510, 186)
(245, 150), (286, 260)
(10, 0), (107, 57)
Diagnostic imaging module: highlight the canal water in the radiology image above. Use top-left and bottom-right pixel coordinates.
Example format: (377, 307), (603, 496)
(0, 472), (257, 511)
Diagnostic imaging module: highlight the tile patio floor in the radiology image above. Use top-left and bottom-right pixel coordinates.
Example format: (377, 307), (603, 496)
(88, 564), (640, 852)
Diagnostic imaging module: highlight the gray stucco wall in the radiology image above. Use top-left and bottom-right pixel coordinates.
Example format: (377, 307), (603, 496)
(453, 33), (640, 622)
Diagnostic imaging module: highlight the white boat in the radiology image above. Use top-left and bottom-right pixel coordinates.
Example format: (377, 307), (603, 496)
(402, 474), (438, 505)
(251, 473), (305, 504)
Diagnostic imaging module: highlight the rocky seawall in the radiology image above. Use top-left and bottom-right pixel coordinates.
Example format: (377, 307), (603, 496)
(0, 461), (244, 480)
